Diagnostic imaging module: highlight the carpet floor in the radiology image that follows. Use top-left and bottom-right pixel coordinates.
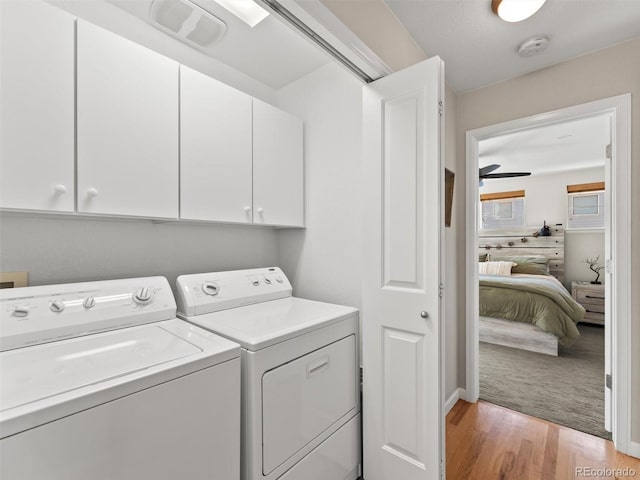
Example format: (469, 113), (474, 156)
(479, 324), (611, 440)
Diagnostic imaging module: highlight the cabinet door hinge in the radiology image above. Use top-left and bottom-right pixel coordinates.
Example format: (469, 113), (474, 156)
(438, 100), (444, 117)
(606, 143), (612, 159)
(606, 373), (612, 390)
(439, 283), (445, 298)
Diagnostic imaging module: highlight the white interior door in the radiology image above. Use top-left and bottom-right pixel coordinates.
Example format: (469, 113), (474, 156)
(362, 56), (444, 480)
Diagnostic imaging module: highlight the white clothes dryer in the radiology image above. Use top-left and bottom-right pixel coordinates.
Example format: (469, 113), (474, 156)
(176, 267), (360, 480)
(0, 276), (240, 480)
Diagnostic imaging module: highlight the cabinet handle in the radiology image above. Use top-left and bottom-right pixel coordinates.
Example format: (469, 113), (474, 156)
(585, 295), (604, 300)
(257, 207), (264, 215)
(244, 206), (251, 213)
(87, 188), (99, 198)
(54, 184), (67, 194)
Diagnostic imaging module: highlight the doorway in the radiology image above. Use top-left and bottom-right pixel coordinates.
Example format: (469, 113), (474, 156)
(464, 94), (632, 454)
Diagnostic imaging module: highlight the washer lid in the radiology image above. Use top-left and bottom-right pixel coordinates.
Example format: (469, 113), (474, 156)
(2, 324), (199, 411)
(181, 297), (358, 351)
(1, 319), (240, 438)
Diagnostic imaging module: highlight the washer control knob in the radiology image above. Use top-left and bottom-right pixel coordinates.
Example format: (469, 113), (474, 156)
(133, 287), (152, 305)
(264, 278), (272, 285)
(12, 306), (30, 318)
(275, 276), (284, 284)
(83, 296), (96, 309)
(201, 282), (219, 297)
(252, 279), (260, 286)
(50, 300), (65, 313)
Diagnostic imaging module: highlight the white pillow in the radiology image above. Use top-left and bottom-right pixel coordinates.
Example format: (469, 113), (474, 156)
(479, 261), (517, 276)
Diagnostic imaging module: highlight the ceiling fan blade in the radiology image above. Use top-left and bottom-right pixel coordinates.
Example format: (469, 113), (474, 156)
(479, 164), (501, 176)
(480, 172), (532, 179)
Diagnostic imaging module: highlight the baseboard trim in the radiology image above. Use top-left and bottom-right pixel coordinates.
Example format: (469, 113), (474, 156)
(445, 387), (467, 415)
(627, 441), (640, 459)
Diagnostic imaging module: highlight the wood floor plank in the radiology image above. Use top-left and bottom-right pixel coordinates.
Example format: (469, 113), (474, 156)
(446, 400), (640, 480)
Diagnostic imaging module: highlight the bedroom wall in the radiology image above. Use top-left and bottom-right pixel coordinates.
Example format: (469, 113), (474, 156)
(479, 166), (606, 288)
(456, 35), (640, 445)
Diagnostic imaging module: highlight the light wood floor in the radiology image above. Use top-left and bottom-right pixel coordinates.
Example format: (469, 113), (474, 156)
(447, 400), (640, 480)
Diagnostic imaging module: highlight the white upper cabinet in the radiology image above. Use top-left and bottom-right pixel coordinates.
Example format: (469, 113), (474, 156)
(77, 20), (179, 218)
(253, 100), (304, 227)
(180, 66), (253, 223)
(0, 1), (75, 212)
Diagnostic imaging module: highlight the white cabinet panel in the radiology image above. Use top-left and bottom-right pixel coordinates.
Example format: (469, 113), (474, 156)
(253, 100), (304, 227)
(77, 21), (179, 218)
(0, 1), (75, 212)
(180, 66), (252, 223)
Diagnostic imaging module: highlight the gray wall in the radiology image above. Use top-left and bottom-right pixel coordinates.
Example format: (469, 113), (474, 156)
(0, 214), (279, 295)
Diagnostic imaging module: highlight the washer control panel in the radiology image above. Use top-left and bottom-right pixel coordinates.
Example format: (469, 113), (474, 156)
(176, 267), (292, 317)
(0, 277), (176, 352)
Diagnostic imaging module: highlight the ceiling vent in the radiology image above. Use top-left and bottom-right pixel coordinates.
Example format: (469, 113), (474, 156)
(517, 35), (549, 57)
(149, 0), (226, 50)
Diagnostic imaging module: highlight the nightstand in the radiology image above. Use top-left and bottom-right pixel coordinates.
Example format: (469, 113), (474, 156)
(572, 281), (605, 325)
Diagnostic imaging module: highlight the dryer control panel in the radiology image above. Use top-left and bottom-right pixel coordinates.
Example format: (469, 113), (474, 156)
(176, 267), (292, 317)
(0, 277), (176, 351)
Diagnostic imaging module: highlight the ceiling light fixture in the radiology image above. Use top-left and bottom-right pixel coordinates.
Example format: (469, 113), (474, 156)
(492, 0), (547, 22)
(208, 0), (269, 27)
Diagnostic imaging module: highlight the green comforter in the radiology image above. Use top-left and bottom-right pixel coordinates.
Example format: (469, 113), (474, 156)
(479, 275), (584, 346)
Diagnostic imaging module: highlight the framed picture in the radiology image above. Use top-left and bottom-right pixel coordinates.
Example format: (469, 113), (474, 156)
(444, 168), (455, 227)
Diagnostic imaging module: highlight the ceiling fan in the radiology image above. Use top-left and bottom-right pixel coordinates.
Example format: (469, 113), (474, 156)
(479, 164), (531, 186)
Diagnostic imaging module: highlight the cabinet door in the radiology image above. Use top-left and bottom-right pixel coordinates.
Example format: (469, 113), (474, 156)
(0, 1), (75, 212)
(253, 100), (304, 227)
(180, 66), (252, 223)
(77, 21), (179, 218)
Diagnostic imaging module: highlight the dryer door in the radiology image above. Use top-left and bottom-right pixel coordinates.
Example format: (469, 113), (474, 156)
(261, 334), (357, 475)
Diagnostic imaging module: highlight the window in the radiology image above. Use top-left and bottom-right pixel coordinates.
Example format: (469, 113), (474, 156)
(567, 190), (605, 229)
(480, 190), (525, 229)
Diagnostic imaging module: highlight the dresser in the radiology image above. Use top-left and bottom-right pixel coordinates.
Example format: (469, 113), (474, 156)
(571, 281), (605, 325)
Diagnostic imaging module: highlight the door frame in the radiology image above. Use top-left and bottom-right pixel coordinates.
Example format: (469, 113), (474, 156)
(464, 94), (632, 454)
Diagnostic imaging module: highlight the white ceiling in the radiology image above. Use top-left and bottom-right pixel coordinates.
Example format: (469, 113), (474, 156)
(478, 114), (609, 176)
(384, 0), (640, 92)
(106, 0), (330, 89)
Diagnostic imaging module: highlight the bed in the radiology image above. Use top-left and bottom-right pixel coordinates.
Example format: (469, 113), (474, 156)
(478, 226), (585, 356)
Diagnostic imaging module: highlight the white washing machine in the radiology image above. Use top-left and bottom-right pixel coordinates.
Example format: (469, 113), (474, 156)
(176, 267), (360, 480)
(0, 276), (241, 480)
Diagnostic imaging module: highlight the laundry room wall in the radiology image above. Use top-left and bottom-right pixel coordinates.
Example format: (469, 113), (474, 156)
(275, 62), (364, 312)
(0, 214), (280, 293)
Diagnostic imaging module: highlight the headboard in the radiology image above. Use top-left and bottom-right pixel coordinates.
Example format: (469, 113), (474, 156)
(478, 225), (565, 284)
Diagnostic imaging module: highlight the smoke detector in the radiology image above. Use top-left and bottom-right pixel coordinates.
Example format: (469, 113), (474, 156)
(149, 0), (226, 50)
(517, 35), (549, 57)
